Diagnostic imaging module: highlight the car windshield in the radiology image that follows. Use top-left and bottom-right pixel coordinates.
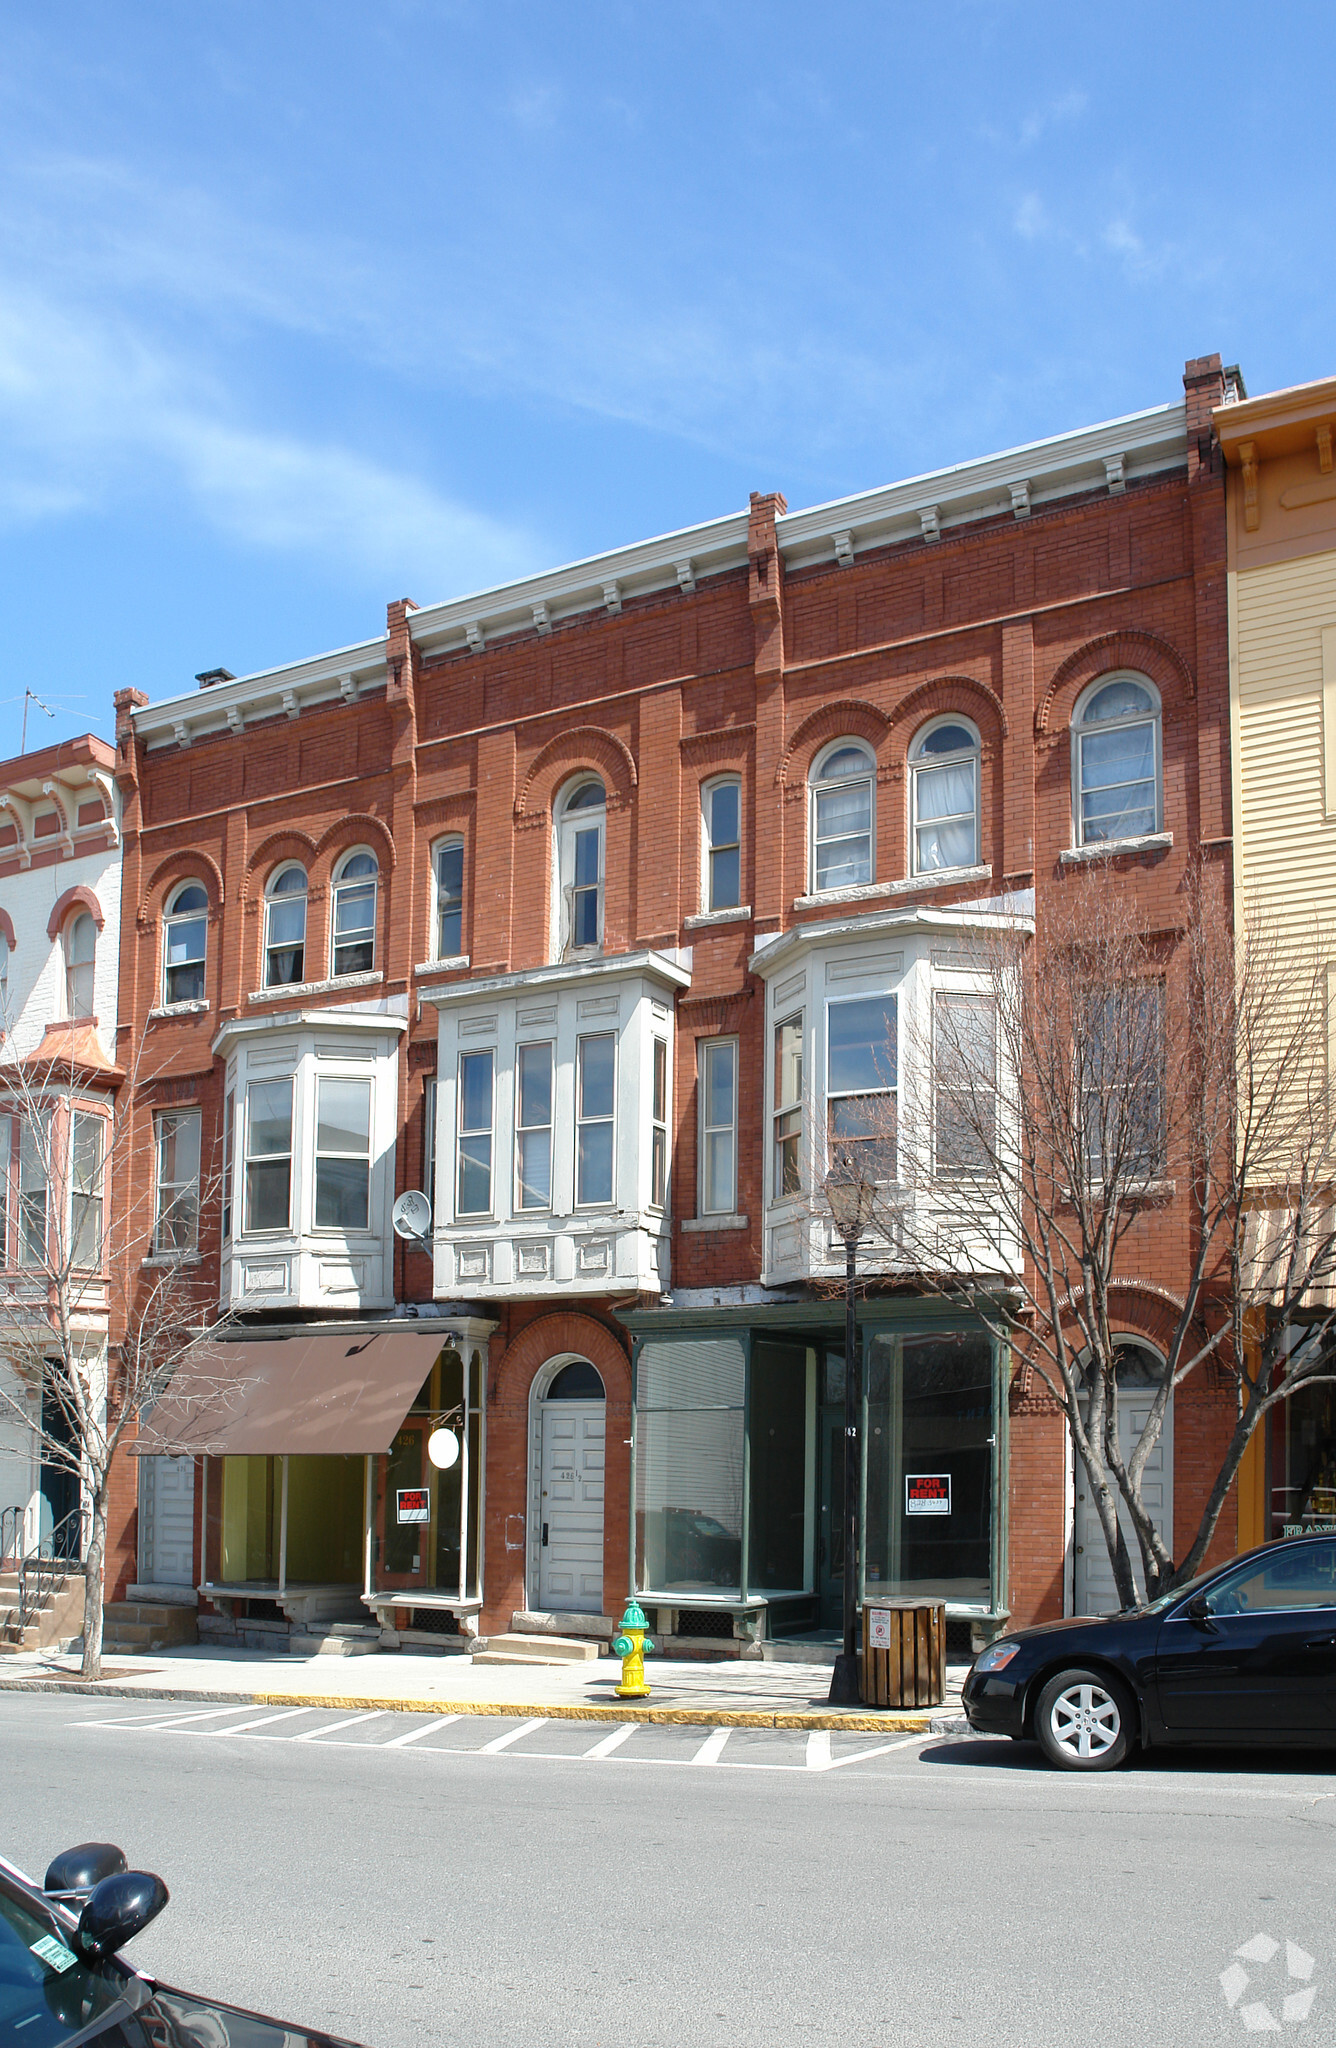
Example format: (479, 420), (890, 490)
(0, 1868), (138, 2045)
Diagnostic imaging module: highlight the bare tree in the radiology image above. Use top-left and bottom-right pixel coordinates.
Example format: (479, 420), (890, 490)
(835, 868), (1336, 1609)
(0, 1036), (225, 1677)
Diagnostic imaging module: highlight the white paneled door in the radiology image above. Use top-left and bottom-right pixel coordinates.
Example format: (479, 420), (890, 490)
(539, 1402), (605, 1613)
(1073, 1389), (1173, 1614)
(138, 1455), (196, 1586)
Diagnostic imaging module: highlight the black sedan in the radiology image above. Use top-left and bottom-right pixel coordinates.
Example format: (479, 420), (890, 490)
(0, 1843), (370, 2046)
(962, 1532), (1336, 1771)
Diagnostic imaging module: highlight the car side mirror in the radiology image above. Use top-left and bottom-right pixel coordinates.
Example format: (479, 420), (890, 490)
(74, 1872), (169, 1959)
(1186, 1593), (1214, 1626)
(44, 1843), (127, 1901)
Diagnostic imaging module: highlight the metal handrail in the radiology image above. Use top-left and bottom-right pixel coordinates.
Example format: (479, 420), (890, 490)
(14, 1504), (89, 1635)
(0, 1504), (22, 1569)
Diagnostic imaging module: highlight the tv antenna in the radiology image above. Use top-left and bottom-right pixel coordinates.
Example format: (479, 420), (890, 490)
(21, 690), (54, 753)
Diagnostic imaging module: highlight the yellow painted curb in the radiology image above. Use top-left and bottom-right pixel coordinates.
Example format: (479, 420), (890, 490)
(252, 1690), (934, 1733)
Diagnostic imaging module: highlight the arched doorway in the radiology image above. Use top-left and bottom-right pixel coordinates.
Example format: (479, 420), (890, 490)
(1073, 1340), (1173, 1613)
(531, 1358), (606, 1614)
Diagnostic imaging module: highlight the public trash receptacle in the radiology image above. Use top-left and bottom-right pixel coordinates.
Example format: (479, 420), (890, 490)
(861, 1600), (946, 1708)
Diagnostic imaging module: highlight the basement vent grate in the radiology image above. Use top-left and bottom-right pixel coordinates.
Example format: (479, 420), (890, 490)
(674, 1609), (735, 1639)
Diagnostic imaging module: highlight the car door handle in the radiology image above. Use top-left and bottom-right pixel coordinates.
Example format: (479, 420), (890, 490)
(1305, 1634), (1336, 1649)
(542, 1522), (549, 1547)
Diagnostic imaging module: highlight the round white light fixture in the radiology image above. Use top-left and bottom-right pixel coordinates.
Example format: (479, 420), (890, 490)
(427, 1427), (460, 1470)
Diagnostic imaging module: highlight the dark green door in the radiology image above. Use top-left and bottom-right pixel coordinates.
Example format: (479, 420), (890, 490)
(818, 1349), (846, 1630)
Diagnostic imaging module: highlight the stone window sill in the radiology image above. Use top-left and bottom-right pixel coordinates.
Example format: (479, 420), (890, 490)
(246, 970), (383, 1004)
(683, 907), (752, 930)
(1061, 832), (1172, 866)
(886, 863), (991, 894)
(681, 1214), (748, 1233)
(148, 999), (210, 1020)
(414, 955), (471, 978)
(794, 882), (893, 911)
(142, 1251), (202, 1269)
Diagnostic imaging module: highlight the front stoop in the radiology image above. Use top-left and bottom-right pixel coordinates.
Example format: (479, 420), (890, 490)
(102, 1601), (199, 1656)
(473, 1632), (600, 1666)
(0, 1571), (86, 1655)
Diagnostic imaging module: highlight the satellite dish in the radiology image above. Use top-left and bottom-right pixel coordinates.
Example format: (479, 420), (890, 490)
(427, 1427), (460, 1470)
(392, 1190), (432, 1242)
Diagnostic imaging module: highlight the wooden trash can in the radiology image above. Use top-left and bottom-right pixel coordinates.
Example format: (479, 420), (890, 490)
(860, 1600), (946, 1708)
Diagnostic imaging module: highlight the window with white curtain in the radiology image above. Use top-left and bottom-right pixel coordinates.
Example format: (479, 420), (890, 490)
(330, 849), (378, 976)
(809, 742), (875, 892)
(1073, 675), (1162, 846)
(162, 882), (208, 1005)
(910, 720), (979, 874)
(264, 866), (307, 987)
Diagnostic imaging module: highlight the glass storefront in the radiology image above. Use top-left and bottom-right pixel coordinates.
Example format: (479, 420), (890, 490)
(631, 1315), (1003, 1620)
(370, 1343), (485, 1606)
(1270, 1379), (1336, 1537)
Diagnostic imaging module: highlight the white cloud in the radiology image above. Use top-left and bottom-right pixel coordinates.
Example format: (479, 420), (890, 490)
(1018, 89), (1087, 148)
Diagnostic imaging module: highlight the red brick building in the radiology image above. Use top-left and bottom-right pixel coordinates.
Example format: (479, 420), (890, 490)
(110, 352), (1240, 1656)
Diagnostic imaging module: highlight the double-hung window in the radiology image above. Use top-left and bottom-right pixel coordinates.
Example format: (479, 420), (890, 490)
(1080, 983), (1165, 1181)
(163, 882), (208, 1005)
(826, 995), (897, 1181)
(810, 743), (875, 893)
(700, 1037), (738, 1216)
(910, 721), (980, 874)
(516, 1042), (553, 1210)
(934, 994), (996, 1175)
(70, 1111), (103, 1267)
(457, 1051), (494, 1216)
(64, 912), (96, 1019)
(18, 1120), (47, 1266)
(331, 850), (378, 976)
(264, 866), (307, 987)
(1073, 676), (1162, 846)
(435, 840), (464, 959)
(244, 1079), (293, 1231)
(576, 1033), (615, 1205)
(702, 779), (741, 912)
(651, 1038), (668, 1208)
(155, 1109), (201, 1252)
(315, 1078), (372, 1229)
(773, 1015), (804, 1197)
(557, 780), (605, 955)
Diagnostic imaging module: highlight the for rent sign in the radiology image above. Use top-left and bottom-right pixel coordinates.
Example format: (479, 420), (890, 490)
(906, 1474), (951, 1517)
(396, 1488), (431, 1524)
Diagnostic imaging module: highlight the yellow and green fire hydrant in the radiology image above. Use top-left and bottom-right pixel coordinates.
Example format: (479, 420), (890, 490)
(612, 1597), (654, 1699)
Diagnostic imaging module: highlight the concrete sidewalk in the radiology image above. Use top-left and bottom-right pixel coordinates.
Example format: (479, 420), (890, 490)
(0, 1641), (968, 1732)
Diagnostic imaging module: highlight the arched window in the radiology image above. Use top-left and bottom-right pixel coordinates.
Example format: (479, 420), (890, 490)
(910, 719), (980, 874)
(264, 865), (307, 988)
(556, 779), (605, 956)
(434, 837), (465, 959)
(809, 741), (875, 893)
(545, 1359), (605, 1399)
(701, 777), (741, 912)
(64, 910), (96, 1019)
(163, 882), (208, 1005)
(330, 849), (378, 977)
(1073, 674), (1162, 847)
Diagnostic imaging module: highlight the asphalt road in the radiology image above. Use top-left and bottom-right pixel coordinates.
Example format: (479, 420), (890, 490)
(5, 1692), (1335, 2048)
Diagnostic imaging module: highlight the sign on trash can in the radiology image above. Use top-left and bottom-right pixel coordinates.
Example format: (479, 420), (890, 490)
(861, 1600), (946, 1709)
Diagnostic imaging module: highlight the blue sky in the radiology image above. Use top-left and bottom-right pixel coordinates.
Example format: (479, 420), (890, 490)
(2, 1), (1333, 750)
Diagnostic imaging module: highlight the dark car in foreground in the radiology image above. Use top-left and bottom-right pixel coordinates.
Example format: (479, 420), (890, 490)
(0, 1843), (368, 2047)
(963, 1532), (1336, 1771)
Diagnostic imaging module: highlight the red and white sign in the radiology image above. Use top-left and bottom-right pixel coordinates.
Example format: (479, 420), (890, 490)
(906, 1473), (951, 1517)
(396, 1488), (431, 1524)
(867, 1608), (893, 1649)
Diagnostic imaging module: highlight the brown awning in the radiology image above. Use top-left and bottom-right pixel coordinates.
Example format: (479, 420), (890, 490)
(134, 1327), (451, 1457)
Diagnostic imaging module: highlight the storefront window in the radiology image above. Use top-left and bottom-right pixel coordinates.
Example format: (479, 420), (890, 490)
(863, 1332), (994, 1603)
(635, 1336), (744, 1597)
(372, 1346), (485, 1604)
(1270, 1379), (1336, 1537)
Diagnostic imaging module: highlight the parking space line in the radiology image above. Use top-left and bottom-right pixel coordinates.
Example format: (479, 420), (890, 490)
(823, 1735), (926, 1771)
(478, 1717), (548, 1753)
(582, 1723), (637, 1759)
(295, 1710), (387, 1741)
(75, 1705), (269, 1731)
(383, 1714), (461, 1748)
(692, 1727), (731, 1765)
(213, 1707), (318, 1736)
(805, 1731), (831, 1771)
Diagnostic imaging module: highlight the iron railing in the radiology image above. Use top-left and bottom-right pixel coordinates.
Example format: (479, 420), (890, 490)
(3, 1505), (89, 1638)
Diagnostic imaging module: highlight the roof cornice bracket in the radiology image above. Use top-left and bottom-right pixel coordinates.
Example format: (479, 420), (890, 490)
(833, 530), (855, 569)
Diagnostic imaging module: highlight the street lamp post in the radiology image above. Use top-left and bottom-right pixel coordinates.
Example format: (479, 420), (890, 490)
(824, 1154), (879, 1707)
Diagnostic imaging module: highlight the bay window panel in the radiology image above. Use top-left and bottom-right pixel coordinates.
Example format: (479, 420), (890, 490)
(934, 994), (996, 1175)
(773, 1013), (804, 1197)
(19, 1120), (48, 1266)
(516, 1042), (553, 1210)
(827, 995), (897, 1181)
(456, 1051), (494, 1216)
(315, 1077), (372, 1229)
(71, 1111), (104, 1267)
(576, 1034), (615, 1206)
(245, 1079), (293, 1232)
(651, 1037), (668, 1208)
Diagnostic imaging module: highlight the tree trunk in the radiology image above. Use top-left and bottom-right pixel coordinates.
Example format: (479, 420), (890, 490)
(80, 1496), (106, 1681)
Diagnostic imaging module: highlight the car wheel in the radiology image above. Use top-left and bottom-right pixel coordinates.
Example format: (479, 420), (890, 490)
(1033, 1667), (1135, 1771)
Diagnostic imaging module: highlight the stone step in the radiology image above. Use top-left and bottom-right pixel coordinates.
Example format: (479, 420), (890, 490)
(510, 1608), (616, 1643)
(287, 1631), (382, 1656)
(471, 1651), (585, 1668)
(104, 1602), (197, 1631)
(475, 1632), (598, 1663)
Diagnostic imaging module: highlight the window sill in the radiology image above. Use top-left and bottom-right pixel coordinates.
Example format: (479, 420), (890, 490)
(414, 955), (471, 979)
(681, 1213), (749, 1233)
(148, 999), (209, 1020)
(683, 907), (752, 930)
(246, 970), (384, 1003)
(1061, 832), (1172, 865)
(793, 881), (893, 911)
(886, 864), (991, 894)
(142, 1251), (201, 1269)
